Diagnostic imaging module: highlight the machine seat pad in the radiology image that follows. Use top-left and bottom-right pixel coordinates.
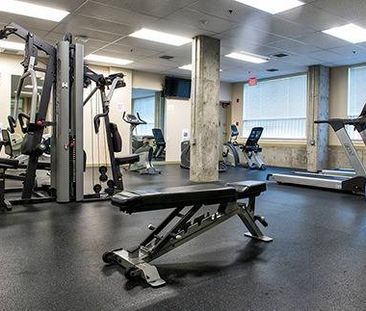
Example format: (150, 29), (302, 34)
(112, 181), (266, 214)
(0, 158), (19, 169)
(115, 154), (140, 165)
(243, 146), (262, 152)
(17, 161), (51, 170)
(37, 162), (51, 170)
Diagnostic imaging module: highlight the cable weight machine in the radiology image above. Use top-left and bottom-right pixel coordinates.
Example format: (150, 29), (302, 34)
(0, 22), (133, 209)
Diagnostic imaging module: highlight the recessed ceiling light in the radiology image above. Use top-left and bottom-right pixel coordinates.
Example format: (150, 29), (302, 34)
(85, 54), (134, 66)
(225, 52), (269, 64)
(129, 28), (191, 46)
(273, 53), (289, 58)
(234, 0), (304, 14)
(0, 0), (69, 22)
(322, 23), (366, 43)
(160, 55), (174, 60)
(178, 64), (192, 71)
(0, 40), (25, 51)
(178, 64), (223, 72)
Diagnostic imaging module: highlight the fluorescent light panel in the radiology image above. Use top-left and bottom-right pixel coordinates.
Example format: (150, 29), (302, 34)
(85, 54), (133, 66)
(129, 28), (191, 46)
(235, 0), (304, 14)
(225, 52), (269, 64)
(178, 64), (223, 72)
(0, 0), (69, 22)
(0, 40), (24, 51)
(179, 64), (192, 71)
(322, 23), (366, 43)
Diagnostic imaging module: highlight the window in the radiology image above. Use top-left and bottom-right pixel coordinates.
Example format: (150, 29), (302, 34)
(132, 88), (164, 136)
(348, 65), (366, 140)
(243, 74), (307, 139)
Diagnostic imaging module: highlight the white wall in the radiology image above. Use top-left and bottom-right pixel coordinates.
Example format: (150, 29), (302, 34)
(163, 83), (234, 162)
(220, 82), (232, 102)
(329, 66), (348, 146)
(132, 71), (164, 90)
(164, 98), (191, 162)
(0, 54), (24, 128)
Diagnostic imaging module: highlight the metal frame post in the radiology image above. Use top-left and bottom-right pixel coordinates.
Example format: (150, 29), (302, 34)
(55, 41), (71, 203)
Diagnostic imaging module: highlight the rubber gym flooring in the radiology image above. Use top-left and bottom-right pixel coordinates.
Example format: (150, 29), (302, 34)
(0, 165), (365, 311)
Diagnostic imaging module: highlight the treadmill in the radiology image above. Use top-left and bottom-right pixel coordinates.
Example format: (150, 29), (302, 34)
(267, 106), (366, 197)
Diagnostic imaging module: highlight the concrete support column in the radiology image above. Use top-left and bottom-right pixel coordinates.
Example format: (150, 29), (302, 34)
(306, 65), (330, 172)
(190, 35), (220, 182)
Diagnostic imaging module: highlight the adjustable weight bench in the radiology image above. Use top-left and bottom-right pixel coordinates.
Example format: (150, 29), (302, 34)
(103, 180), (272, 287)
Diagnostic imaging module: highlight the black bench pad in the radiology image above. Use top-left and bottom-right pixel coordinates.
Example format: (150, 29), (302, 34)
(112, 181), (266, 214)
(18, 161), (51, 170)
(115, 154), (140, 165)
(0, 158), (19, 169)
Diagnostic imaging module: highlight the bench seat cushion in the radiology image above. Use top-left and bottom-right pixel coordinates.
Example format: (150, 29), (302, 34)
(112, 181), (266, 214)
(0, 158), (19, 169)
(115, 155), (140, 165)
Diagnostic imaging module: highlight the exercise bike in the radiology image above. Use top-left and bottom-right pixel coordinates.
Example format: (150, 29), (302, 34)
(223, 125), (265, 170)
(122, 112), (161, 175)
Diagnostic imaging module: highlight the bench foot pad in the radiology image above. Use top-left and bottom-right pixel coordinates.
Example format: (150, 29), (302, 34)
(245, 232), (273, 242)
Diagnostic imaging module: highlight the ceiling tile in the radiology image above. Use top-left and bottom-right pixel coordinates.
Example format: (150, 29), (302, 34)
(18, 0), (86, 12)
(165, 8), (238, 34)
(277, 3), (349, 31)
(307, 50), (344, 62)
(267, 37), (321, 55)
(100, 43), (161, 59)
(76, 1), (159, 29)
(297, 32), (348, 50)
(129, 60), (178, 73)
(217, 25), (285, 50)
(148, 18), (215, 38)
(312, 0), (366, 22)
(188, 0), (268, 23)
(331, 45), (366, 57)
(247, 16), (315, 39)
(92, 0), (198, 18)
(0, 12), (59, 34)
(115, 36), (183, 54)
(51, 15), (135, 42)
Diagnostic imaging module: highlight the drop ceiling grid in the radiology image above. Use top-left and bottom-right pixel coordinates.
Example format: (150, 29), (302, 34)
(1, 0), (366, 81)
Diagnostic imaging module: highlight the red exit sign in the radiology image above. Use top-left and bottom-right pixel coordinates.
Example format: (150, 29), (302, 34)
(248, 77), (257, 86)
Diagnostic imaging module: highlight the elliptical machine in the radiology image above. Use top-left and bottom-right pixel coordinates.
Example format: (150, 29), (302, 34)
(122, 112), (161, 175)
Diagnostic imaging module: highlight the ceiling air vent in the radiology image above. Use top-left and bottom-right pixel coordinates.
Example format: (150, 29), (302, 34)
(273, 53), (288, 58)
(160, 55), (174, 60)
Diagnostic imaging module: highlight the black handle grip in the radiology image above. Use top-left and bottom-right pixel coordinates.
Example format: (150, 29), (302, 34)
(18, 112), (30, 134)
(7, 115), (16, 134)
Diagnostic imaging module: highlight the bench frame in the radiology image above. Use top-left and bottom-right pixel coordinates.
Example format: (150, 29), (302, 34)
(0, 167), (12, 211)
(103, 191), (272, 287)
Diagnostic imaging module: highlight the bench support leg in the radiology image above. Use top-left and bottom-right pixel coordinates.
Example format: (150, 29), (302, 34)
(238, 197), (273, 242)
(0, 168), (12, 211)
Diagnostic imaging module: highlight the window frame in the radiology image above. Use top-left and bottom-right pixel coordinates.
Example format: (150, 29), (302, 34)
(132, 95), (156, 136)
(242, 72), (308, 142)
(347, 64), (366, 142)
